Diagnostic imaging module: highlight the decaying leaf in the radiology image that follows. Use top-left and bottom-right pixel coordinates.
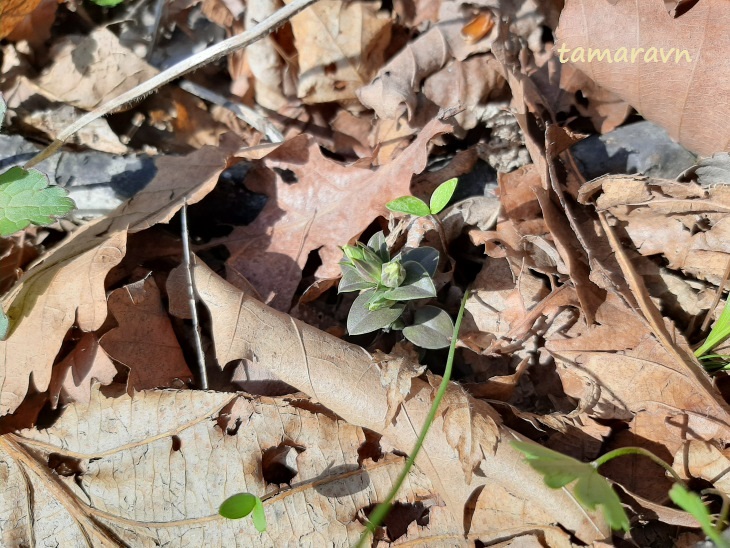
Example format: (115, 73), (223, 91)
(556, 0), (730, 156)
(0, 137), (241, 416)
(34, 28), (158, 110)
(290, 0), (392, 104)
(0, 0), (41, 39)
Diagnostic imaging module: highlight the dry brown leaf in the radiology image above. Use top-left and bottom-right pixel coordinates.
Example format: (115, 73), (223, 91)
(0, 387), (459, 545)
(3, 0), (56, 46)
(0, 0), (40, 39)
(101, 277), (192, 392)
(547, 292), (730, 454)
(556, 0), (730, 156)
(223, 115), (454, 310)
(372, 342), (425, 426)
(0, 137), (241, 416)
(290, 0), (392, 104)
(192, 259), (609, 541)
(48, 333), (117, 410)
(580, 175), (730, 286)
(34, 28), (158, 111)
(673, 441), (730, 496)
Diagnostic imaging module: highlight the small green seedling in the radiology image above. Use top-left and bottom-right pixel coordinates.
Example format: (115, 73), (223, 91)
(0, 96), (76, 339)
(88, 0), (125, 6)
(339, 231), (453, 347)
(695, 299), (730, 371)
(512, 440), (729, 542)
(385, 177), (458, 217)
(511, 440), (630, 531)
(219, 492), (267, 532)
(670, 484), (730, 548)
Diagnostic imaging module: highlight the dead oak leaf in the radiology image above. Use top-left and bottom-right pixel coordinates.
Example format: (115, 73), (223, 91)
(224, 115), (454, 310)
(101, 277), (192, 392)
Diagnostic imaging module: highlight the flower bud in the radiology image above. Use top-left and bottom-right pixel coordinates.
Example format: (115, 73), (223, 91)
(342, 245), (365, 262)
(381, 260), (406, 288)
(367, 293), (396, 311)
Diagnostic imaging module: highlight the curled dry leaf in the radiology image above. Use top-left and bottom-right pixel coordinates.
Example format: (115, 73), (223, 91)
(192, 259), (608, 541)
(673, 441), (730, 496)
(0, 137), (241, 416)
(556, 0), (730, 156)
(372, 342), (425, 426)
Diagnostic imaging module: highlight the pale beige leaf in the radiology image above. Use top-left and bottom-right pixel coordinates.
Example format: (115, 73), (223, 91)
(34, 28), (159, 110)
(1, 387), (458, 546)
(290, 0), (392, 104)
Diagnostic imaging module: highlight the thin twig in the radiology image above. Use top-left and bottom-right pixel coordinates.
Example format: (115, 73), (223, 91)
(180, 201), (208, 390)
(23, 0), (320, 169)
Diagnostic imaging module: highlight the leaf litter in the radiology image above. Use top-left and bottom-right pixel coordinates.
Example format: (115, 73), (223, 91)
(0, 0), (729, 545)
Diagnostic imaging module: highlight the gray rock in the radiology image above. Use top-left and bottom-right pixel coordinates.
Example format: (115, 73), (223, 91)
(571, 121), (697, 181)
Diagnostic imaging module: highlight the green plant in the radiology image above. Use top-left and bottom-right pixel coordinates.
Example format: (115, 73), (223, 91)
(219, 492), (267, 532)
(385, 177), (458, 217)
(0, 96), (76, 338)
(339, 178), (460, 347)
(339, 231), (453, 347)
(355, 288), (470, 547)
(670, 484), (730, 548)
(512, 440), (730, 544)
(695, 298), (730, 371)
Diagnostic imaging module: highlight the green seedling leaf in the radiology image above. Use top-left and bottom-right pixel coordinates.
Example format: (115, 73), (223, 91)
(669, 484), (729, 548)
(0, 95), (6, 131)
(398, 247), (439, 277)
(366, 288), (397, 311)
(511, 440), (630, 532)
(367, 231), (390, 262)
(696, 299), (730, 358)
(386, 196), (430, 217)
(348, 289), (405, 335)
(219, 493), (259, 520)
(429, 177), (458, 214)
(403, 306), (453, 349)
(339, 263), (375, 293)
(89, 0), (125, 6)
(251, 496), (267, 532)
(381, 261), (436, 301)
(0, 167), (75, 236)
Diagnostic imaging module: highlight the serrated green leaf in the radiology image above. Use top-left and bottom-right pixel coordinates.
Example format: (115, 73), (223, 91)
(348, 289), (405, 335)
(367, 231), (390, 262)
(339, 264), (375, 293)
(669, 484), (728, 548)
(381, 261), (436, 301)
(251, 497), (267, 532)
(429, 177), (458, 214)
(398, 247), (439, 277)
(219, 493), (258, 520)
(511, 440), (630, 532)
(0, 167), (75, 236)
(386, 196), (430, 217)
(0, 307), (9, 341)
(402, 306), (453, 349)
(0, 95), (6, 131)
